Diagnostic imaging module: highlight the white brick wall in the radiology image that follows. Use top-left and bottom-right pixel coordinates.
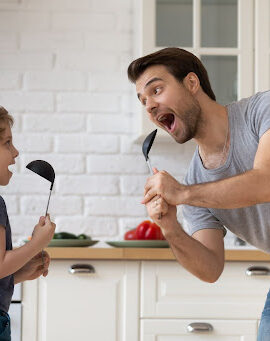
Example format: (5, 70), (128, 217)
(0, 0), (220, 245)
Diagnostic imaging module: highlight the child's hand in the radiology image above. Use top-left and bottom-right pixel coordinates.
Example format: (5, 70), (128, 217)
(31, 215), (56, 249)
(14, 251), (51, 283)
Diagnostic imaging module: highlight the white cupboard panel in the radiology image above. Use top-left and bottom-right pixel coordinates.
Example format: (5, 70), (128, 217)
(37, 260), (139, 341)
(141, 261), (269, 319)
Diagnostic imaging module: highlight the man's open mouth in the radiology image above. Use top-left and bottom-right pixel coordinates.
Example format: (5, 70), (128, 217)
(157, 113), (176, 132)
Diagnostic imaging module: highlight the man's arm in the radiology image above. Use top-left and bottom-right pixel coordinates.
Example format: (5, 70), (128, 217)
(167, 226), (225, 283)
(148, 197), (224, 283)
(143, 130), (270, 209)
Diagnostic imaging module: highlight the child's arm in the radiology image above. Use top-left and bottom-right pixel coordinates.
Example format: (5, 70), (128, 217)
(13, 250), (50, 284)
(0, 215), (55, 279)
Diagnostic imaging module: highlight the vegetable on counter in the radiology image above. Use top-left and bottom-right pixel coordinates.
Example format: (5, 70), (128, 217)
(124, 220), (165, 240)
(53, 232), (91, 240)
(27, 232), (91, 241)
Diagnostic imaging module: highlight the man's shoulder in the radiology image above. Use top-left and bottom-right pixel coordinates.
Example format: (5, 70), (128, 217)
(232, 90), (270, 109)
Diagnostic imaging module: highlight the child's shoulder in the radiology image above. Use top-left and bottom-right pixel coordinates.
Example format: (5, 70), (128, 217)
(0, 196), (6, 209)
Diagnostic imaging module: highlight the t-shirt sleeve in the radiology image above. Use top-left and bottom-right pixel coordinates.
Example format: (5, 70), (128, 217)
(246, 91), (270, 139)
(182, 204), (227, 237)
(0, 196), (8, 229)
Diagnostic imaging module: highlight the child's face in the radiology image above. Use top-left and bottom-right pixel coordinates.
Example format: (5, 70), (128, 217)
(0, 124), (19, 186)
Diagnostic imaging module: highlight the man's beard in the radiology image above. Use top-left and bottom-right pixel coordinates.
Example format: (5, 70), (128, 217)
(173, 98), (202, 144)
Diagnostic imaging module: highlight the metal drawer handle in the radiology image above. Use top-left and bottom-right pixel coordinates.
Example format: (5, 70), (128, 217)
(69, 264), (95, 274)
(246, 266), (270, 276)
(187, 322), (213, 333)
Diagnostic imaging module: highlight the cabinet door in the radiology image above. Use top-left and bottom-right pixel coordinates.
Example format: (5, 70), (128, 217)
(141, 261), (270, 319)
(141, 319), (257, 341)
(255, 0), (270, 92)
(37, 260), (139, 341)
(135, 0), (254, 140)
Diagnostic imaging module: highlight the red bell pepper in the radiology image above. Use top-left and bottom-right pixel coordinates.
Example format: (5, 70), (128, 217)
(124, 220), (166, 240)
(124, 228), (137, 240)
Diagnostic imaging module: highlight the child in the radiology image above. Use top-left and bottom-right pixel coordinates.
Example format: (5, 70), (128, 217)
(0, 106), (56, 340)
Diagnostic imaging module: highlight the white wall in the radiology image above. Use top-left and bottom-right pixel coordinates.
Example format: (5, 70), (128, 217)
(0, 0), (235, 245)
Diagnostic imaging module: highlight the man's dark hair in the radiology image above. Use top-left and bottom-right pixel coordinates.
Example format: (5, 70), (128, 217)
(127, 47), (216, 101)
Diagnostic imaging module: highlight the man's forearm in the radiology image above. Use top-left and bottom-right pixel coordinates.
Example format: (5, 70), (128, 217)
(164, 225), (224, 283)
(182, 169), (270, 209)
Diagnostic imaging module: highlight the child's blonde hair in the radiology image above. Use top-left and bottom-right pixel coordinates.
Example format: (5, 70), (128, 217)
(0, 106), (13, 138)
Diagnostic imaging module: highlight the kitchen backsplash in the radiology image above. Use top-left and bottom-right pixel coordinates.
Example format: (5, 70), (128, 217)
(0, 0), (240, 248)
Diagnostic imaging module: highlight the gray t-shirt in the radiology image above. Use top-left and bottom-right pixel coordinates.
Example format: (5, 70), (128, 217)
(182, 90), (270, 253)
(0, 196), (14, 312)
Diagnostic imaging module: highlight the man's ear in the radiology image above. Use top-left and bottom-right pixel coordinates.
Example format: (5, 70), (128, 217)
(183, 72), (200, 95)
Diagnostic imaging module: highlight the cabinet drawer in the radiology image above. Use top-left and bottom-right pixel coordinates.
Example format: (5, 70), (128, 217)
(141, 261), (270, 318)
(141, 319), (257, 340)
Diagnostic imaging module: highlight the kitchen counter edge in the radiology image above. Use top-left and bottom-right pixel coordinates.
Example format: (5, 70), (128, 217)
(44, 248), (270, 261)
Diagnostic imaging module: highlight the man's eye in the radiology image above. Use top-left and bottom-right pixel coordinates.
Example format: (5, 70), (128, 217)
(6, 140), (11, 145)
(154, 87), (161, 94)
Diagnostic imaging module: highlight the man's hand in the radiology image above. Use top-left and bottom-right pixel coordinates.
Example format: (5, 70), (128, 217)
(142, 168), (186, 205)
(145, 194), (178, 237)
(14, 251), (50, 284)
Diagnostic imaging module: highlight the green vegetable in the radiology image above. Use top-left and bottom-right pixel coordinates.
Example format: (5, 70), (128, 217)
(53, 232), (91, 240)
(77, 234), (91, 240)
(53, 232), (78, 239)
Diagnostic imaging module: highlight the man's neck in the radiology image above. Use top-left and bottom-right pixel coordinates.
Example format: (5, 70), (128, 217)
(194, 100), (228, 156)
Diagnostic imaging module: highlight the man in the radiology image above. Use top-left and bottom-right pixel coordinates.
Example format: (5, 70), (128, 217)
(127, 47), (270, 339)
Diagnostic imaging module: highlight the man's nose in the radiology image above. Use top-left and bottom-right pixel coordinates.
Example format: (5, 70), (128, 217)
(146, 97), (157, 115)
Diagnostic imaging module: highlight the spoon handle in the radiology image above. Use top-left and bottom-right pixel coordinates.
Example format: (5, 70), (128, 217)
(146, 159), (162, 220)
(42, 190), (52, 270)
(147, 159), (153, 175)
(45, 190), (52, 217)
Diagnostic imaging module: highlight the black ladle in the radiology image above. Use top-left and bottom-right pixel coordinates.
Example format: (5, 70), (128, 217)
(26, 160), (55, 216)
(142, 129), (162, 220)
(142, 129), (157, 175)
(26, 160), (55, 264)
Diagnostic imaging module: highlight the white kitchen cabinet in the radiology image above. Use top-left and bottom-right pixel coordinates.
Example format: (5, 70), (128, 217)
(141, 319), (257, 340)
(22, 259), (270, 341)
(24, 260), (140, 341)
(141, 261), (270, 319)
(255, 0), (270, 92)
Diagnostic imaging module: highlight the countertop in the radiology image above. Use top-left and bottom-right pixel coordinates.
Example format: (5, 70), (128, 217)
(45, 247), (270, 261)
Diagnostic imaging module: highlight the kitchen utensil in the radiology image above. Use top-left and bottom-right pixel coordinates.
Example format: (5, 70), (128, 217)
(26, 160), (55, 216)
(142, 129), (162, 219)
(142, 129), (157, 175)
(26, 160), (55, 265)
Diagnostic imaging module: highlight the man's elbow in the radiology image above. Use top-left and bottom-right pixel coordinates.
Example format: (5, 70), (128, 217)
(206, 272), (222, 283)
(198, 266), (224, 283)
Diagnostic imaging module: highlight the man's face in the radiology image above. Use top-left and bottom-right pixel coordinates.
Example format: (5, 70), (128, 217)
(136, 65), (201, 143)
(0, 124), (19, 186)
